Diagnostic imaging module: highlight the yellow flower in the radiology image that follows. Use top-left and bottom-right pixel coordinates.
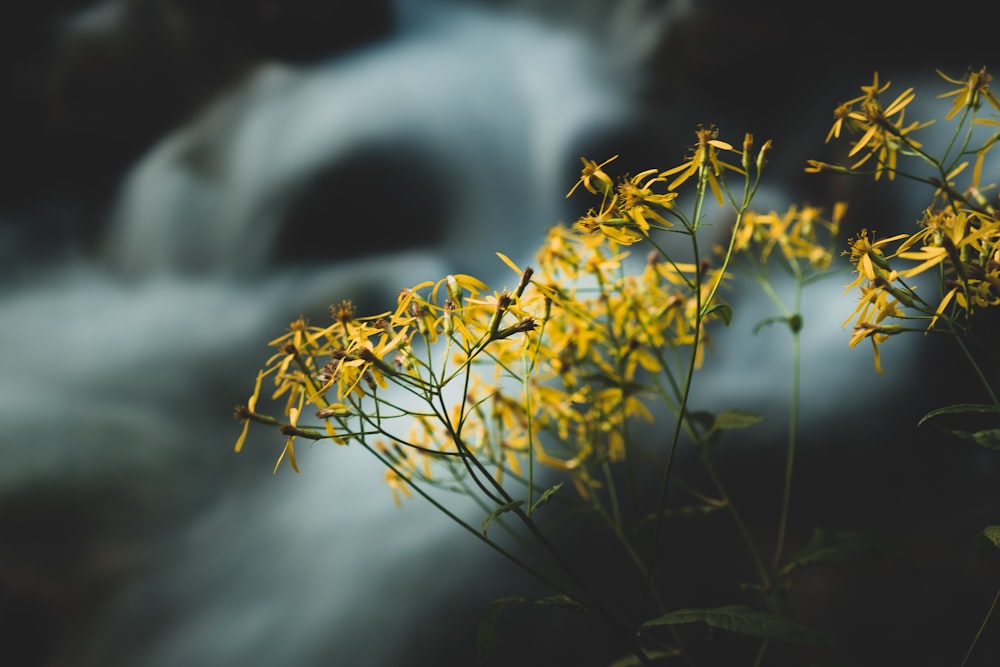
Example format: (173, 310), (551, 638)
(384, 467), (413, 507)
(844, 283), (903, 374)
(826, 102), (861, 143)
(847, 88), (929, 180)
(823, 73), (933, 181)
(822, 73), (891, 146)
(850, 71), (892, 105)
(574, 198), (645, 245)
(736, 203), (843, 270)
(566, 155), (618, 197)
(232, 365), (283, 453)
(937, 66), (1000, 121)
(844, 228), (907, 288)
(616, 169), (677, 233)
(662, 126), (741, 205)
(274, 403), (303, 474)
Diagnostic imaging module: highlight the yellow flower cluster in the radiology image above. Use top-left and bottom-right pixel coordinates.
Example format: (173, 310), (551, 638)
(569, 126), (748, 244)
(233, 218), (730, 500)
(808, 72), (933, 181)
(818, 69), (1000, 373)
(234, 130), (760, 504)
(732, 202), (846, 272)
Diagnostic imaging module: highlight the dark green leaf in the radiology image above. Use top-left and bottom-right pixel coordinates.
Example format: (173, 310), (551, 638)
(687, 409), (763, 447)
(481, 500), (523, 536)
(931, 426), (1000, 450)
(918, 403), (1000, 427)
(639, 605), (834, 645)
(686, 410), (716, 432)
(529, 482), (562, 514)
(704, 302), (733, 326)
(781, 528), (876, 575)
(965, 429), (1000, 450)
(917, 404), (1000, 450)
(638, 500), (727, 525)
(752, 313), (802, 335)
(752, 315), (787, 334)
(972, 526), (1000, 564)
(982, 525), (1000, 550)
(713, 409), (765, 431)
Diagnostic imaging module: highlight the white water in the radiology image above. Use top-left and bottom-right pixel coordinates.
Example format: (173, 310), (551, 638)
(0, 2), (689, 665)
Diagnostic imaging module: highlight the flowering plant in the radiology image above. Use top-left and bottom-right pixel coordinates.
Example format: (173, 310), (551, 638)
(234, 69), (1000, 665)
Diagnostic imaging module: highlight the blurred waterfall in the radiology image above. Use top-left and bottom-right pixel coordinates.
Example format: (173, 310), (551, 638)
(0, 1), (687, 665)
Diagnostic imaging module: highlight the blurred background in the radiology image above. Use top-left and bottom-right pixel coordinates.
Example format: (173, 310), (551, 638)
(1, 1), (1000, 665)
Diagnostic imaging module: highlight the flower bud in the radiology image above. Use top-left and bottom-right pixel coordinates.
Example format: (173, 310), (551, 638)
(446, 274), (463, 306)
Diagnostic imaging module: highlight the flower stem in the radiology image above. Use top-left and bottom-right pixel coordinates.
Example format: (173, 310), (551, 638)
(960, 585), (1000, 667)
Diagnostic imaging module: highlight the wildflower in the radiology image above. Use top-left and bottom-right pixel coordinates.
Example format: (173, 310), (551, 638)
(566, 155), (618, 197)
(826, 102), (860, 142)
(937, 66), (1000, 120)
(616, 169), (677, 234)
(844, 283), (904, 374)
(383, 467), (413, 507)
(330, 300), (356, 325)
(662, 125), (742, 206)
(847, 87), (930, 180)
(574, 199), (643, 245)
(821, 72), (933, 181)
(735, 203), (843, 270)
(850, 71), (892, 105)
(843, 228), (907, 290)
(234, 368), (268, 452)
(274, 404), (303, 474)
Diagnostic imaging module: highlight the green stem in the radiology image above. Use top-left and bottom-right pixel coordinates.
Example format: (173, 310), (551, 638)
(361, 440), (569, 596)
(954, 334), (1000, 407)
(643, 214), (705, 593)
(960, 586), (1000, 667)
(771, 279), (803, 574)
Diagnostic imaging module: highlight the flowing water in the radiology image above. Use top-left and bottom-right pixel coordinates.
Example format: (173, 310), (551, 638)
(0, 2), (687, 665)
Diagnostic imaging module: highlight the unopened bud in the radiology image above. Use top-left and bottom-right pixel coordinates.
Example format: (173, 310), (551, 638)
(756, 139), (773, 172)
(515, 267), (534, 298)
(315, 404), (351, 419)
(741, 133), (754, 171)
(446, 275), (463, 305)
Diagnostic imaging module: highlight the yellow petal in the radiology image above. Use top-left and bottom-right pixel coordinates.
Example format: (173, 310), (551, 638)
(234, 419), (250, 453)
(495, 252), (522, 275)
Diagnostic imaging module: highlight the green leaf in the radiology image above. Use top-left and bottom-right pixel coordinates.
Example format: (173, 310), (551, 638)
(917, 404), (1000, 450)
(930, 426), (1000, 450)
(752, 313), (803, 335)
(972, 525), (1000, 564)
(477, 595), (587, 665)
(686, 409), (716, 432)
(713, 409), (765, 431)
(529, 482), (562, 514)
(685, 409), (764, 447)
(963, 429), (1000, 450)
(752, 315), (786, 334)
(703, 302), (733, 326)
(481, 500), (523, 536)
(639, 605), (834, 645)
(781, 528), (877, 576)
(981, 525), (1000, 550)
(477, 597), (517, 666)
(918, 403), (1000, 426)
(639, 502), (726, 524)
